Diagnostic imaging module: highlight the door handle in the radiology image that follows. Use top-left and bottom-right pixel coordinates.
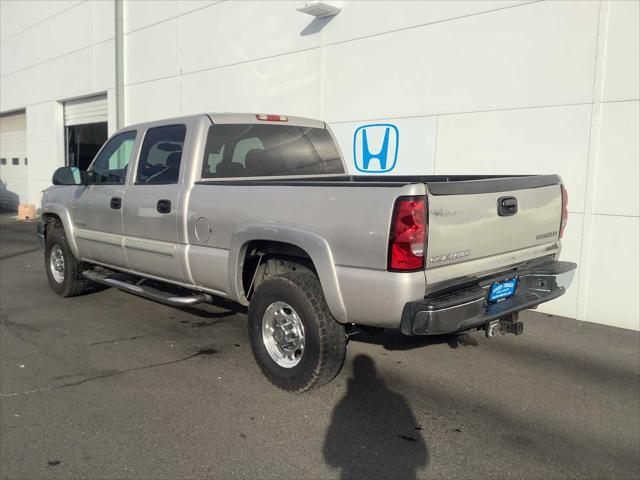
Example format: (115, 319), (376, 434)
(157, 199), (172, 214)
(498, 196), (518, 216)
(110, 197), (122, 209)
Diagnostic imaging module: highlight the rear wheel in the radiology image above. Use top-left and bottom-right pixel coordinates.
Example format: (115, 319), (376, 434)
(248, 272), (347, 392)
(44, 226), (94, 297)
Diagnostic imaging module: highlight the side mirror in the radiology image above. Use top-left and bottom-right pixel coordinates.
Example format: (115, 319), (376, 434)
(52, 166), (88, 186)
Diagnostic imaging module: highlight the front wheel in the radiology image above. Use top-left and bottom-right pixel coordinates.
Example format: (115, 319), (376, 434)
(44, 226), (94, 297)
(248, 272), (347, 392)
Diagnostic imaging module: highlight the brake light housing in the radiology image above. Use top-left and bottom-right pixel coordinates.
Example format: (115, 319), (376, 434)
(388, 196), (427, 271)
(256, 114), (288, 122)
(560, 185), (568, 239)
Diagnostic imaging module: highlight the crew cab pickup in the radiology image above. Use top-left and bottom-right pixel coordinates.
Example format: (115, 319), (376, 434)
(38, 113), (576, 391)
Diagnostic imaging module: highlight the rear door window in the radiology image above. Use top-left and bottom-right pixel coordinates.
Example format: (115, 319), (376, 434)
(201, 124), (343, 178)
(136, 124), (186, 184)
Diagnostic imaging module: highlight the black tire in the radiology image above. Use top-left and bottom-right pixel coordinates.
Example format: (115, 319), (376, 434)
(248, 272), (347, 392)
(44, 226), (94, 297)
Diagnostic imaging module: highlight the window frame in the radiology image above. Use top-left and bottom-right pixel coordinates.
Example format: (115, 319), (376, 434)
(86, 129), (138, 186)
(199, 124), (346, 180)
(134, 123), (187, 186)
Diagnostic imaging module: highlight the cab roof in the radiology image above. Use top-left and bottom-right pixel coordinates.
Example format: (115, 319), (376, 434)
(209, 113), (325, 129)
(120, 113), (325, 133)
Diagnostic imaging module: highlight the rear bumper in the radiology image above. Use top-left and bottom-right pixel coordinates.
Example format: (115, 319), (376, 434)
(36, 221), (45, 250)
(401, 260), (576, 335)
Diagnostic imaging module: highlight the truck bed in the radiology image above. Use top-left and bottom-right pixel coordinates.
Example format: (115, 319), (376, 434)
(197, 174), (560, 190)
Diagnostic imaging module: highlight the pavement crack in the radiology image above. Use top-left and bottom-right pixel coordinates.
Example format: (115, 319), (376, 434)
(1, 319), (41, 348)
(0, 348), (217, 398)
(0, 246), (41, 261)
(90, 335), (145, 345)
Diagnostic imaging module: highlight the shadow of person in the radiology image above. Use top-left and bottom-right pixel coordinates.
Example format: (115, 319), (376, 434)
(350, 329), (479, 351)
(323, 355), (429, 480)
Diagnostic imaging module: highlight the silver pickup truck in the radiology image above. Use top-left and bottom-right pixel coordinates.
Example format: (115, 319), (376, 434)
(38, 113), (576, 391)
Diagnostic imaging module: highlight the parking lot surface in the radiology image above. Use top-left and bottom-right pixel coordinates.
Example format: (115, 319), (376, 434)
(1, 215), (639, 479)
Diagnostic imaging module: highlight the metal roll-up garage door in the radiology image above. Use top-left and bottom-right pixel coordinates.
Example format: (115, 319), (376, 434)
(0, 111), (27, 211)
(64, 94), (108, 126)
(64, 94), (108, 170)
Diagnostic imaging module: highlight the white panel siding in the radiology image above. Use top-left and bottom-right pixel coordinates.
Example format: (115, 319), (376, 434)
(322, 1), (599, 122)
(34, 48), (95, 105)
(179, 0), (224, 14)
(93, 39), (116, 93)
(93, 0), (116, 44)
(124, 0), (180, 34)
(0, 28), (37, 76)
(181, 49), (322, 118)
(125, 77), (181, 124)
(125, 19), (180, 85)
(25, 102), (65, 206)
(36, 1), (94, 63)
(0, 67), (36, 113)
(0, 0), (81, 41)
(584, 215), (640, 330)
(180, 1), (319, 74)
(602, 0), (640, 102)
(593, 101), (640, 217)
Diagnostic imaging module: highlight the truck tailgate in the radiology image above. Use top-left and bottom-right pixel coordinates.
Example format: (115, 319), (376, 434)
(424, 175), (563, 289)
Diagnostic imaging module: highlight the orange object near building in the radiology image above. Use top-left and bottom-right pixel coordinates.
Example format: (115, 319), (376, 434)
(17, 203), (37, 220)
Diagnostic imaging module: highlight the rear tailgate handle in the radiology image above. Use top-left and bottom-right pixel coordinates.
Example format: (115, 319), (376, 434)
(498, 196), (518, 216)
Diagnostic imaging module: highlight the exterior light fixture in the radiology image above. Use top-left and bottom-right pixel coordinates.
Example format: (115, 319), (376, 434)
(297, 1), (341, 18)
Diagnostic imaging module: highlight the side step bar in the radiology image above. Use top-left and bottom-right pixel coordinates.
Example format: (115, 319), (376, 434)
(82, 269), (213, 306)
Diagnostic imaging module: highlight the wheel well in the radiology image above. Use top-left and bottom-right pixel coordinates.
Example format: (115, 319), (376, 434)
(42, 213), (62, 237)
(241, 240), (317, 300)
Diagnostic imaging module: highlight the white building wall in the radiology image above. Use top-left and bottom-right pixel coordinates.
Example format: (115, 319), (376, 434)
(0, 0), (116, 207)
(0, 0), (638, 330)
(577, 1), (639, 330)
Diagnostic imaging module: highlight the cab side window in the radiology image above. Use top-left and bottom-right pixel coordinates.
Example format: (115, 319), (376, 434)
(89, 131), (136, 185)
(136, 124), (186, 184)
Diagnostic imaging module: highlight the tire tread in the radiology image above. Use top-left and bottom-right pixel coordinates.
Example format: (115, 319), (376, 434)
(248, 272), (346, 392)
(45, 227), (94, 297)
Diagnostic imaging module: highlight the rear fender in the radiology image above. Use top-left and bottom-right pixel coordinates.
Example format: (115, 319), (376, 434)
(228, 223), (348, 323)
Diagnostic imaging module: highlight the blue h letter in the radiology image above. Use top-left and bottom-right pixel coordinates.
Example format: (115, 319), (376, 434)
(362, 128), (390, 171)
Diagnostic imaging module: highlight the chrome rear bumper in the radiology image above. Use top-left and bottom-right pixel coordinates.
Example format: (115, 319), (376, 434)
(400, 260), (576, 335)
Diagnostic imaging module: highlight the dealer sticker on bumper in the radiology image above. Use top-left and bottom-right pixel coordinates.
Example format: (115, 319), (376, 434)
(488, 278), (518, 303)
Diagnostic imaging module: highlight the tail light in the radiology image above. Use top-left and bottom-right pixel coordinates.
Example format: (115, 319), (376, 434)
(388, 196), (427, 271)
(560, 185), (568, 239)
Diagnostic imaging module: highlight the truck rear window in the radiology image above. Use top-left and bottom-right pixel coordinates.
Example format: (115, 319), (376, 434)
(201, 124), (344, 178)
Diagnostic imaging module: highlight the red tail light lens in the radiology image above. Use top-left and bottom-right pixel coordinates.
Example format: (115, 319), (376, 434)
(560, 185), (568, 239)
(388, 197), (427, 271)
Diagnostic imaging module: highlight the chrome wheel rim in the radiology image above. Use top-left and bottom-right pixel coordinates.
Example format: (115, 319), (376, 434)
(262, 301), (305, 368)
(49, 245), (65, 283)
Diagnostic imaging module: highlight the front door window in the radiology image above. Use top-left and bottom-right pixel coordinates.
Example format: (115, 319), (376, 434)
(88, 131), (137, 185)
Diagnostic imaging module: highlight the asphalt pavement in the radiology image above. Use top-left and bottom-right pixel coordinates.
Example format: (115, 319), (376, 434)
(1, 214), (639, 479)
